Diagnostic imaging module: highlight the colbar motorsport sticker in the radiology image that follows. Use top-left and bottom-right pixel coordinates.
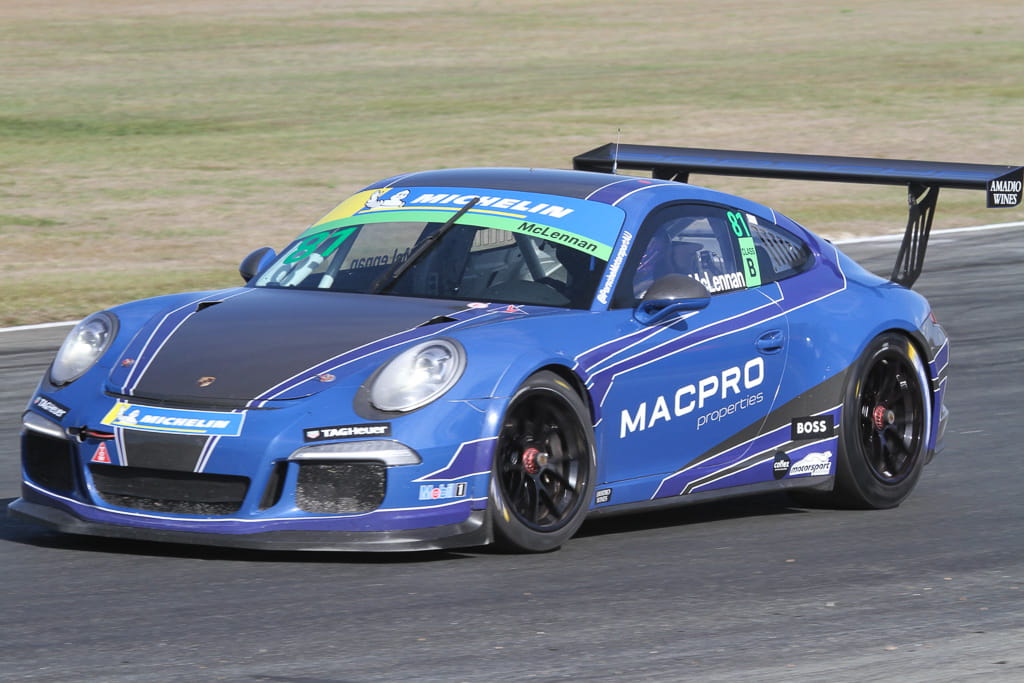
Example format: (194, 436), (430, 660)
(773, 452), (791, 480)
(789, 451), (833, 477)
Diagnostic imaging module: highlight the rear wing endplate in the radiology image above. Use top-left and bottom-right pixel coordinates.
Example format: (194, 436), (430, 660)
(573, 143), (1023, 288)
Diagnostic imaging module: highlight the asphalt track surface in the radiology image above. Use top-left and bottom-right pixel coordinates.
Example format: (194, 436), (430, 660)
(2, 226), (1022, 682)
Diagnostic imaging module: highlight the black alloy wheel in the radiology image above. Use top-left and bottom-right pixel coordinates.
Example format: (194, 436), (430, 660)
(490, 371), (595, 552)
(834, 333), (931, 509)
(857, 346), (925, 484)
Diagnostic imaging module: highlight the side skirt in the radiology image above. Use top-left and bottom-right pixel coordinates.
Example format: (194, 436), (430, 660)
(587, 475), (833, 519)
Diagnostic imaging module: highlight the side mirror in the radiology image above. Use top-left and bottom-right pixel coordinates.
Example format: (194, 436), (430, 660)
(239, 247), (277, 283)
(634, 274), (710, 325)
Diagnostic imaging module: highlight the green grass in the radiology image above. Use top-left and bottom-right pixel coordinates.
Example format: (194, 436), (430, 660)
(1, 0), (1022, 325)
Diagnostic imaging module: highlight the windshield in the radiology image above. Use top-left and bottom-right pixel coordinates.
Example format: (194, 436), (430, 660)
(253, 217), (609, 309)
(254, 186), (624, 308)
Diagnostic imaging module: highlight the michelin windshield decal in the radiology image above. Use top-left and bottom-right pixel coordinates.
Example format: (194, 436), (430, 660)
(303, 186), (625, 260)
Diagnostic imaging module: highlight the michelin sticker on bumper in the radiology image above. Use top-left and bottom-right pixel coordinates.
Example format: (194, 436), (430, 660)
(101, 402), (245, 437)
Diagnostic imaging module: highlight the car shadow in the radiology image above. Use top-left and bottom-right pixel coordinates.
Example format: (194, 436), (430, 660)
(3, 492), (812, 562)
(575, 491), (809, 540)
(0, 497), (473, 564)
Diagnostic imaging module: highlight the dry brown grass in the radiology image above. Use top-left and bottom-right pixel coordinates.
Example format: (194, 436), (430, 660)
(2, 0), (1023, 325)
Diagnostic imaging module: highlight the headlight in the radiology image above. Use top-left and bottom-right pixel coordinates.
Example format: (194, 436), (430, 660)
(50, 312), (118, 385)
(370, 339), (466, 412)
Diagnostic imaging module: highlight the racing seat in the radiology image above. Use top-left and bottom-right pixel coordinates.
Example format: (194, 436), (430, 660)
(539, 244), (600, 308)
(668, 240), (705, 278)
(754, 245), (775, 282)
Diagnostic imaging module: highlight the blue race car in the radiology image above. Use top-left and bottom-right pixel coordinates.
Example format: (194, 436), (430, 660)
(12, 144), (1022, 552)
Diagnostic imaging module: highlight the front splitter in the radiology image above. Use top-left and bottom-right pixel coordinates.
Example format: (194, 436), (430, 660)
(7, 497), (491, 552)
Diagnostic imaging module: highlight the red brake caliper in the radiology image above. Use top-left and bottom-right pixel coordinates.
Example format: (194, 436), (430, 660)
(872, 405), (894, 430)
(522, 447), (541, 475)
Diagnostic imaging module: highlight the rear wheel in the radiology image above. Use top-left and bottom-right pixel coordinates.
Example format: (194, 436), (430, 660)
(832, 333), (931, 508)
(489, 371), (595, 552)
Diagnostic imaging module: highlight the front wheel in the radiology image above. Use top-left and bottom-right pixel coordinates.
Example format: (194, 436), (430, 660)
(489, 371), (595, 552)
(833, 333), (932, 509)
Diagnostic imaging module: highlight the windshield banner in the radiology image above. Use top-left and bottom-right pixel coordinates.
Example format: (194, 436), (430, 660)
(302, 186), (625, 260)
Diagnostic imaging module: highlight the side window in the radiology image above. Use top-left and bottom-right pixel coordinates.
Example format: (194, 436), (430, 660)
(746, 217), (813, 283)
(616, 204), (744, 307)
(612, 204), (815, 308)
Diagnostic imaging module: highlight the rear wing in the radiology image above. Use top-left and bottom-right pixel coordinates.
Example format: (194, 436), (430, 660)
(573, 143), (1023, 288)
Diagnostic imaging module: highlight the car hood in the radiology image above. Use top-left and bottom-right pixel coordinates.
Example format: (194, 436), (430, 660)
(107, 288), (475, 405)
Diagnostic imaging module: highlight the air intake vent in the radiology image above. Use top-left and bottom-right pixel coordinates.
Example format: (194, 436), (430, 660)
(89, 464), (249, 515)
(22, 431), (77, 494)
(295, 462), (385, 513)
(420, 315), (457, 326)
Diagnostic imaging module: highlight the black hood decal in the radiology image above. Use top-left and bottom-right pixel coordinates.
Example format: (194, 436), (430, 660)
(118, 289), (467, 403)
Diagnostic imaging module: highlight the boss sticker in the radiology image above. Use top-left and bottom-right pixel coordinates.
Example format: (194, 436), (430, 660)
(790, 415), (835, 440)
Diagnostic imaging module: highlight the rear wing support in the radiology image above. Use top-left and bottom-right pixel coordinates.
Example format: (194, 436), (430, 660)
(573, 143), (1022, 288)
(894, 183), (939, 288)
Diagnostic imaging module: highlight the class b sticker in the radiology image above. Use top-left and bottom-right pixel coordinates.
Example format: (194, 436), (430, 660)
(101, 402), (245, 437)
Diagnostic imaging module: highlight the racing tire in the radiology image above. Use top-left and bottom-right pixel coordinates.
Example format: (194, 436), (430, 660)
(489, 371), (595, 552)
(831, 333), (932, 509)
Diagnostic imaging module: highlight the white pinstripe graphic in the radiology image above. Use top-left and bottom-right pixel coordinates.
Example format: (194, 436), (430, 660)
(684, 432), (839, 496)
(572, 312), (697, 375)
(26, 479), (486, 523)
(611, 183), (668, 206)
(651, 405), (842, 498)
(250, 308), (504, 407)
(412, 436), (497, 482)
(125, 288), (254, 394)
(590, 242), (849, 408)
(194, 434), (222, 472)
(583, 177), (668, 200)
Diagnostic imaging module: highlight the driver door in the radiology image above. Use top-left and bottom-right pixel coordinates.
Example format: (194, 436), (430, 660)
(593, 203), (789, 488)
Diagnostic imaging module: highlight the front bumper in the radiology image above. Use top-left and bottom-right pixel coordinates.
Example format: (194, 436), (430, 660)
(9, 490), (490, 552)
(17, 389), (500, 550)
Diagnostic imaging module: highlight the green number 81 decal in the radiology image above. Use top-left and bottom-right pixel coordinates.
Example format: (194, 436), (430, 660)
(283, 227), (357, 264)
(726, 211), (762, 287)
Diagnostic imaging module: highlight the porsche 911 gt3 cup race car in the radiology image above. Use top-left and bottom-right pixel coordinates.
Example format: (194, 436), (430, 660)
(11, 144), (1023, 552)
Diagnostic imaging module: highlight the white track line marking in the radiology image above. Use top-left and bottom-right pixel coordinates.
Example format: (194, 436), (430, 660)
(2, 220), (1022, 334)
